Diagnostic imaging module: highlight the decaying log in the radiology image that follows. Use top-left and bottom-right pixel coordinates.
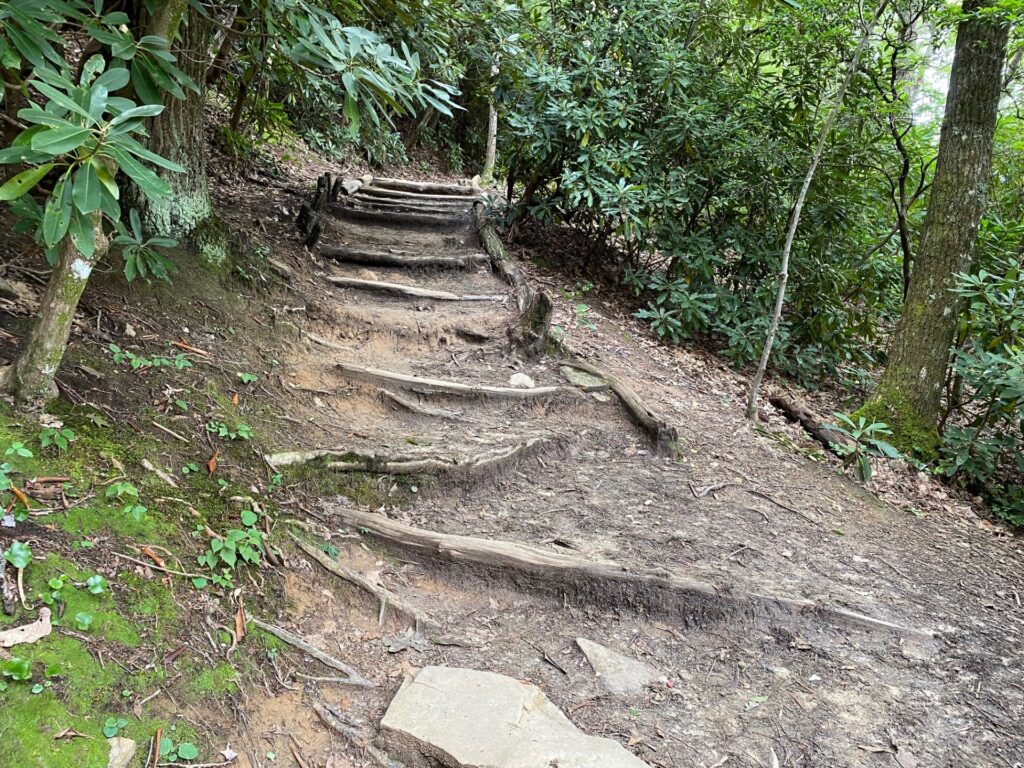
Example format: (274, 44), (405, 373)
(563, 357), (678, 455)
(367, 175), (477, 197)
(358, 184), (481, 203)
(248, 616), (374, 687)
(326, 276), (504, 302)
(320, 245), (488, 269)
(334, 198), (469, 217)
(335, 361), (577, 400)
(768, 395), (856, 452)
(291, 534), (440, 630)
(330, 205), (468, 230)
(328, 508), (934, 637)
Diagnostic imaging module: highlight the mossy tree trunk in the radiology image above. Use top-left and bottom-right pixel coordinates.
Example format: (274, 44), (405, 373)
(0, 214), (110, 407)
(132, 5), (219, 246)
(862, 0), (1009, 455)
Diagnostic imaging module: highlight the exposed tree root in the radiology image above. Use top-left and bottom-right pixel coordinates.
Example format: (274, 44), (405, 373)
(334, 361), (578, 400)
(563, 357), (678, 456)
(311, 701), (396, 768)
(365, 175), (477, 197)
(320, 245), (488, 269)
(290, 534), (440, 631)
(377, 388), (469, 421)
(302, 331), (355, 353)
(328, 508), (935, 638)
(247, 616), (375, 687)
(265, 436), (557, 477)
(326, 276), (505, 302)
(769, 394), (855, 452)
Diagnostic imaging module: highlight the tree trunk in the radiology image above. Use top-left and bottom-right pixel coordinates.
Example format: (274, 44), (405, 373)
(134, 6), (219, 249)
(861, 0), (1009, 455)
(481, 98), (498, 184)
(207, 9), (245, 86)
(0, 214), (109, 406)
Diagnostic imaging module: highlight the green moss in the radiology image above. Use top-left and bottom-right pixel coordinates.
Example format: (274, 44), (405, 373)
(186, 662), (238, 696)
(855, 386), (939, 459)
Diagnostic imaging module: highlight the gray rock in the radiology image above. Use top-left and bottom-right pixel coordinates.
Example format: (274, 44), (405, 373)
(560, 366), (609, 392)
(106, 737), (137, 768)
(576, 637), (659, 695)
(380, 666), (650, 768)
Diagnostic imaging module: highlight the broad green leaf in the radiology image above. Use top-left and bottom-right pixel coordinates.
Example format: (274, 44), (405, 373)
(67, 208), (96, 259)
(0, 163), (54, 201)
(108, 104), (164, 130)
(95, 67), (131, 92)
(32, 81), (93, 122)
(114, 135), (184, 172)
(92, 157), (119, 199)
(72, 163), (101, 214)
(42, 174), (74, 247)
(105, 147), (170, 199)
(87, 83), (109, 121)
(31, 125), (92, 155)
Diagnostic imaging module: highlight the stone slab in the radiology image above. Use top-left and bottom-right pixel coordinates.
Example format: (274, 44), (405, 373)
(576, 637), (660, 695)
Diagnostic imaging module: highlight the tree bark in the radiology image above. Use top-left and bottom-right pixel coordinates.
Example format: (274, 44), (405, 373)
(0, 213), (109, 406)
(134, 6), (220, 248)
(862, 0), (1009, 454)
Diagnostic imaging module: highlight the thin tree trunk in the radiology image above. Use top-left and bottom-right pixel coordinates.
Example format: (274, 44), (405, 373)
(0, 213), (109, 406)
(207, 9), (245, 86)
(481, 98), (498, 183)
(861, 0), (1009, 454)
(745, 1), (887, 421)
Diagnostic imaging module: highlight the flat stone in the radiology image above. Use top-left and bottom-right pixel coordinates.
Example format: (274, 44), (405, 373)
(380, 666), (650, 768)
(107, 737), (137, 768)
(576, 638), (659, 695)
(508, 373), (535, 389)
(560, 366), (609, 392)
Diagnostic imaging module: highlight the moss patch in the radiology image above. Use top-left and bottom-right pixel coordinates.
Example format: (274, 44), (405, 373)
(854, 390), (939, 459)
(186, 662), (238, 696)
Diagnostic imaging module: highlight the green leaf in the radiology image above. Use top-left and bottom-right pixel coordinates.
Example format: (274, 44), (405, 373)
(67, 209), (96, 259)
(0, 164), (54, 201)
(42, 175), (74, 247)
(240, 509), (258, 526)
(104, 146), (170, 200)
(86, 574), (107, 594)
(108, 104), (164, 130)
(115, 135), (184, 172)
(3, 541), (32, 569)
(72, 163), (102, 213)
(95, 67), (131, 92)
(176, 743), (199, 761)
(30, 125), (92, 155)
(92, 157), (119, 198)
(32, 81), (94, 123)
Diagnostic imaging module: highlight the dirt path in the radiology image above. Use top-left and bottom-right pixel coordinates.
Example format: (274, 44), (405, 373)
(235, 176), (1024, 768)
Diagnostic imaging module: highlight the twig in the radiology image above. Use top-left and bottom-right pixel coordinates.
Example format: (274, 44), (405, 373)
(112, 552), (205, 580)
(743, 489), (817, 523)
(248, 616), (374, 687)
(311, 701), (395, 767)
(150, 420), (190, 444)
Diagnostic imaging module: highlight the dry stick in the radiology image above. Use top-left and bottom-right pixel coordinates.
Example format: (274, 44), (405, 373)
(150, 420), (190, 444)
(291, 534), (440, 630)
(746, 0), (888, 421)
(329, 508), (933, 637)
(335, 361), (577, 400)
(320, 245), (488, 269)
(112, 552), (205, 580)
(247, 615), (374, 688)
(326, 276), (504, 302)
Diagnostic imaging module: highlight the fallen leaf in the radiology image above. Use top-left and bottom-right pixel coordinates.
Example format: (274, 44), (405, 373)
(207, 449), (220, 476)
(234, 600), (246, 643)
(0, 607), (53, 648)
(11, 486), (31, 509)
(221, 745), (239, 761)
(141, 547), (165, 568)
(54, 727), (91, 740)
(231, 392), (240, 407)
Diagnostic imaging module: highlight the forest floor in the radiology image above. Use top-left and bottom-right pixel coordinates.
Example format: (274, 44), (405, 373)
(0, 148), (1022, 768)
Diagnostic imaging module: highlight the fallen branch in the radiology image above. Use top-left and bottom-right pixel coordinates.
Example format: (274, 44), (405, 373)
(326, 276), (504, 302)
(563, 357), (678, 456)
(328, 508), (933, 637)
(150, 420), (190, 444)
(291, 534), (440, 630)
(112, 552), (204, 580)
(768, 395), (855, 452)
(335, 361), (577, 400)
(320, 245), (488, 269)
(248, 616), (374, 688)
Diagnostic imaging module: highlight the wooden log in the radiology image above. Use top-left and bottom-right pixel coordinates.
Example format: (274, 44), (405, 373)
(328, 508), (934, 637)
(334, 361), (578, 400)
(320, 245), (488, 269)
(368, 176), (476, 196)
(476, 211), (534, 312)
(330, 206), (468, 230)
(768, 395), (855, 452)
(335, 198), (469, 217)
(358, 184), (482, 203)
(326, 276), (505, 302)
(564, 357), (678, 456)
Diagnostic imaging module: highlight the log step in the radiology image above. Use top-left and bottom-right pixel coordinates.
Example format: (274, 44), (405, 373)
(326, 276), (504, 302)
(334, 198), (469, 217)
(320, 245), (488, 269)
(367, 175), (477, 197)
(358, 184), (482, 203)
(331, 206), (468, 229)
